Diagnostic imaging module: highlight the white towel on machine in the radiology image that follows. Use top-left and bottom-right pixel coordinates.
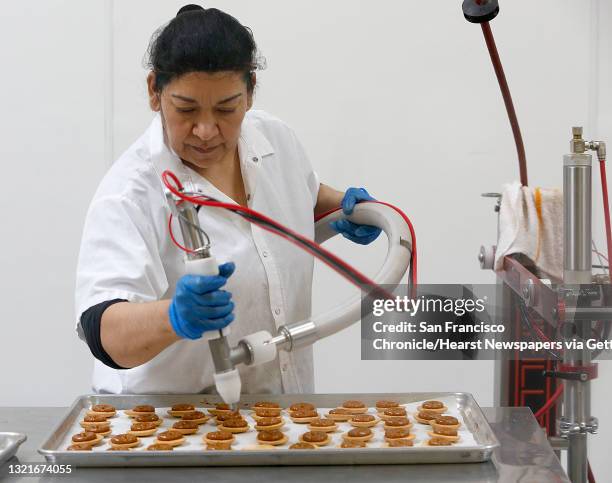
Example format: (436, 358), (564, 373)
(494, 181), (563, 281)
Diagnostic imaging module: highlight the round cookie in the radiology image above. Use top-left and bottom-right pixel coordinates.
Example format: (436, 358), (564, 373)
(110, 433), (140, 450)
(290, 409), (319, 424)
(256, 429), (288, 446)
(299, 431), (331, 447)
(203, 430), (235, 449)
(415, 411), (438, 425)
(124, 405), (156, 418)
(341, 400), (368, 414)
(308, 418), (338, 433)
(167, 403), (196, 418)
(416, 400), (447, 414)
(327, 408), (353, 422)
(172, 420), (200, 435)
(342, 427), (373, 443)
(181, 410), (209, 425)
(86, 404), (116, 419)
(128, 421), (158, 437)
(154, 430), (186, 447)
(70, 431), (103, 448)
(383, 417), (412, 431)
(254, 417), (285, 431)
(219, 418), (250, 434)
(349, 414), (378, 428)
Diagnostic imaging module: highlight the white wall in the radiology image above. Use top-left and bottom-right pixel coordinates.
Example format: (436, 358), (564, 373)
(0, 1), (106, 405)
(1, 0), (611, 479)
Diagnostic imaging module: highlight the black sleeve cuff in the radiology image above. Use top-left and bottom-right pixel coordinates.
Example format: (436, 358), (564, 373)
(80, 299), (128, 370)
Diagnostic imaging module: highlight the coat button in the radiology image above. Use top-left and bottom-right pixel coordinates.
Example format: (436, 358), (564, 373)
(274, 308), (281, 315)
(281, 364), (288, 372)
(262, 250), (269, 258)
(252, 156), (259, 163)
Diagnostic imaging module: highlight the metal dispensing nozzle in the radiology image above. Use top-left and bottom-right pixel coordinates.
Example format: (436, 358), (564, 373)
(165, 189), (246, 409)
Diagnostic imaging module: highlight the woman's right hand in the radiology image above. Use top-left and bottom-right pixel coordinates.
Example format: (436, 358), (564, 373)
(168, 262), (236, 339)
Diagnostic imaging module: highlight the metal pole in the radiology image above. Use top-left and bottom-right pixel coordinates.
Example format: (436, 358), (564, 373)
(562, 127), (592, 483)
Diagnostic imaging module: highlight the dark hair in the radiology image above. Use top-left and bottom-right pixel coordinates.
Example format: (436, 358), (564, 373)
(146, 5), (265, 93)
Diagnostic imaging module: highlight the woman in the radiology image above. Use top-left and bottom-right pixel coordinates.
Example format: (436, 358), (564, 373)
(75, 5), (381, 395)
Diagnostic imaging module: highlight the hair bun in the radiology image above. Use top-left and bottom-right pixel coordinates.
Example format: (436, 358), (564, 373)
(176, 4), (205, 16)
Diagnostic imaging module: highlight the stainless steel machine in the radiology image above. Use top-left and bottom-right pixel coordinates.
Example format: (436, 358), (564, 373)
(480, 127), (610, 483)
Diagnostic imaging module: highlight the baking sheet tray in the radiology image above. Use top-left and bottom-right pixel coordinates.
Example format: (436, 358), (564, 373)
(39, 392), (499, 466)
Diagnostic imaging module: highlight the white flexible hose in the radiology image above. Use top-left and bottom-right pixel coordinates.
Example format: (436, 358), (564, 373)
(307, 202), (412, 340)
(242, 202), (412, 351)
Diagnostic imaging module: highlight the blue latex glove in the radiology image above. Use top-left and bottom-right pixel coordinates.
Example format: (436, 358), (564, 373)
(169, 262), (236, 340)
(329, 187), (382, 245)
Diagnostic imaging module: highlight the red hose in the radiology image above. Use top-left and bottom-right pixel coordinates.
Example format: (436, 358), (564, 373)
(598, 160), (612, 271)
(163, 171), (416, 298)
(534, 384), (563, 419)
(481, 21), (528, 186)
(588, 460), (596, 483)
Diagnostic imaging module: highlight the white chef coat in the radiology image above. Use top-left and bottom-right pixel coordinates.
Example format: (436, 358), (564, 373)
(75, 109), (319, 395)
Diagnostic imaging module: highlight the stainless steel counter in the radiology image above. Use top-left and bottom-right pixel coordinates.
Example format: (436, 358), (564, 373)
(0, 406), (568, 482)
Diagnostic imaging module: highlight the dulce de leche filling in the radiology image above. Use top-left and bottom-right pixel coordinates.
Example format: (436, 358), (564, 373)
(255, 408), (281, 417)
(342, 400), (365, 409)
(310, 418), (335, 427)
(171, 404), (195, 412)
(254, 401), (280, 409)
(131, 422), (157, 431)
(417, 411), (437, 421)
(111, 434), (138, 445)
(384, 408), (407, 417)
(132, 405), (155, 413)
(182, 411), (207, 421)
(376, 400), (399, 409)
(292, 409), (318, 418)
(257, 430), (284, 442)
(434, 426), (458, 436)
(222, 418), (248, 428)
(422, 401), (444, 410)
(329, 408), (351, 415)
(302, 431), (328, 443)
(91, 404), (115, 413)
(347, 428), (372, 438)
(206, 431), (233, 441)
(72, 432), (96, 443)
(136, 413), (160, 423)
(434, 416), (459, 426)
(290, 402), (315, 412)
(351, 414), (375, 423)
(216, 412), (241, 423)
(385, 417), (410, 427)
(84, 414), (108, 423)
(385, 428), (411, 439)
(257, 417), (282, 427)
(173, 420), (199, 430)
(157, 430), (183, 442)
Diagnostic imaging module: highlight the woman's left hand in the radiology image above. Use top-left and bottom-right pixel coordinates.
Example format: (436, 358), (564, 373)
(329, 187), (382, 245)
